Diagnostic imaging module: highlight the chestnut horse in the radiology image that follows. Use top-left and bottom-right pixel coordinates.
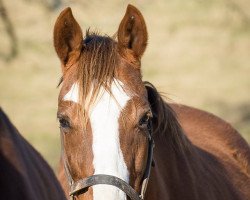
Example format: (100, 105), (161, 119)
(0, 108), (66, 200)
(54, 5), (250, 200)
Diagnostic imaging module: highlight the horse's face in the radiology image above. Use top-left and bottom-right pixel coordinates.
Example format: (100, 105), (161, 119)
(54, 5), (150, 200)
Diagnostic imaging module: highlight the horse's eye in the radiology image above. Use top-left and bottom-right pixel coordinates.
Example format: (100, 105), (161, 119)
(139, 112), (152, 129)
(59, 118), (70, 129)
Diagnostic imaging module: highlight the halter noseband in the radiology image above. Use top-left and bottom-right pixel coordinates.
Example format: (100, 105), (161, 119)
(61, 122), (154, 200)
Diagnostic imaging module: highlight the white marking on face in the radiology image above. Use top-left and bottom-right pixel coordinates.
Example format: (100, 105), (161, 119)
(63, 80), (130, 200)
(63, 82), (79, 103)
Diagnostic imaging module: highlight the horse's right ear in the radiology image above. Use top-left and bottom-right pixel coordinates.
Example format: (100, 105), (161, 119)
(53, 7), (83, 71)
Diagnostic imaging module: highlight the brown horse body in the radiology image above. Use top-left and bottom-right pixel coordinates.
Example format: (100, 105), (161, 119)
(53, 5), (250, 200)
(0, 108), (66, 200)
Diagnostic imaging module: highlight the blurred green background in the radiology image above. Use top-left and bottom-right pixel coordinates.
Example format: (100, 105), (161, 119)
(0, 0), (249, 169)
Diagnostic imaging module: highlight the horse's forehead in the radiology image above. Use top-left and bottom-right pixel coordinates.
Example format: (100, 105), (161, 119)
(59, 59), (146, 104)
(61, 79), (131, 106)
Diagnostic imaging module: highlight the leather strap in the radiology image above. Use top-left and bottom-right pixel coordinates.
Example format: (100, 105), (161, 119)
(140, 137), (154, 199)
(70, 174), (142, 200)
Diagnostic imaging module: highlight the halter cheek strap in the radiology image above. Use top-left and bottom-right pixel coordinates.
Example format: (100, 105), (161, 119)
(140, 137), (154, 199)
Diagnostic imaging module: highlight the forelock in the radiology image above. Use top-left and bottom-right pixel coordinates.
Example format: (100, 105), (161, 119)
(76, 31), (119, 126)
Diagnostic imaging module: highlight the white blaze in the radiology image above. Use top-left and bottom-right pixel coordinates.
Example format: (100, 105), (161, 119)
(63, 82), (79, 103)
(63, 80), (130, 200)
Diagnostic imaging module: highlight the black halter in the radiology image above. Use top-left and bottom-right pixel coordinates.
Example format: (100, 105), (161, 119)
(61, 122), (154, 200)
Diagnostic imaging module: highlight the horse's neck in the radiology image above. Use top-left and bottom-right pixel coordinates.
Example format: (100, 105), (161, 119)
(149, 119), (201, 199)
(147, 103), (241, 200)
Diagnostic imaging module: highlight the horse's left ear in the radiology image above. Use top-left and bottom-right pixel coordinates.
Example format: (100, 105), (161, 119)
(118, 4), (148, 60)
(53, 7), (83, 71)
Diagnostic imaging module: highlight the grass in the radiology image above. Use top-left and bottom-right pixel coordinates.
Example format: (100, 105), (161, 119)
(0, 0), (249, 169)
